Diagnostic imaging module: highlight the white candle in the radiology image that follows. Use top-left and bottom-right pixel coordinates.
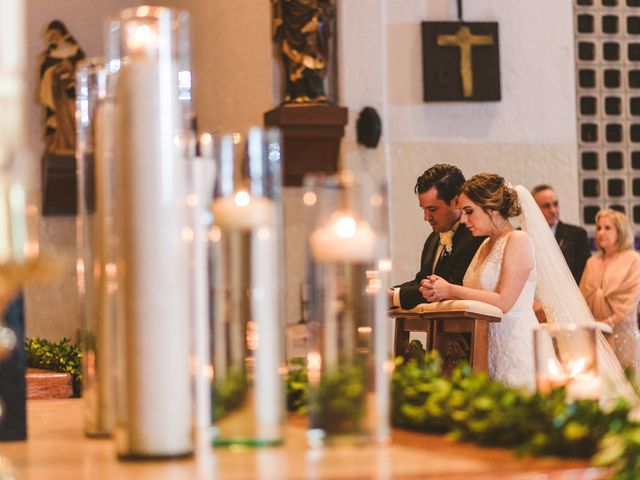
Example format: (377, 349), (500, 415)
(0, 180), (27, 264)
(211, 193), (273, 231)
(309, 212), (377, 369)
(567, 373), (602, 401)
(309, 211), (377, 263)
(253, 225), (282, 440)
(536, 373), (569, 393)
(115, 16), (191, 456)
(8, 182), (26, 261)
(565, 356), (601, 401)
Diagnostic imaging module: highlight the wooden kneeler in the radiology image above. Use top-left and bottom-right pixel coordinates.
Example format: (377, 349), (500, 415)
(390, 300), (503, 373)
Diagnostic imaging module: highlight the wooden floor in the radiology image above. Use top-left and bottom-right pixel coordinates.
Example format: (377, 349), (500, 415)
(0, 399), (605, 479)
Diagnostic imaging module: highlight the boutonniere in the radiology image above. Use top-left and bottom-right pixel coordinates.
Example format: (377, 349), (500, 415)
(439, 230), (454, 254)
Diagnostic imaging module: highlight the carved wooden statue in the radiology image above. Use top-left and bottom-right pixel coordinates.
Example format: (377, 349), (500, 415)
(38, 20), (85, 156)
(272, 0), (334, 104)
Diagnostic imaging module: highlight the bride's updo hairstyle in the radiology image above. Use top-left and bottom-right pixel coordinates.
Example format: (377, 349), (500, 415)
(461, 173), (522, 218)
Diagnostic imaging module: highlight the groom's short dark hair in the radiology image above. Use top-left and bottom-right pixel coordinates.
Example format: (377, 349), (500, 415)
(414, 164), (465, 204)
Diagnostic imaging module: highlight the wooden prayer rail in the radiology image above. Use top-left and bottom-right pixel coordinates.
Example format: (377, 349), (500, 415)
(390, 300), (503, 373)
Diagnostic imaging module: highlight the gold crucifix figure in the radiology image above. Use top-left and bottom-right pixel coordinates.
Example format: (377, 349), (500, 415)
(437, 26), (494, 98)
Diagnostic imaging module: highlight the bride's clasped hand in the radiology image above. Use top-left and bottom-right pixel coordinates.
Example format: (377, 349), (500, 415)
(420, 275), (449, 303)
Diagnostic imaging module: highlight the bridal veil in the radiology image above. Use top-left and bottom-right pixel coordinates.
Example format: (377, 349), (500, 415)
(515, 185), (639, 408)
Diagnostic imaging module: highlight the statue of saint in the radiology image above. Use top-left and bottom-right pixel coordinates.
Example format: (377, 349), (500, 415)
(273, 0), (334, 104)
(38, 20), (85, 156)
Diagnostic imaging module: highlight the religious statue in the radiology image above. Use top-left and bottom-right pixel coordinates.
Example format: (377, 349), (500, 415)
(272, 0), (334, 104)
(38, 20), (85, 156)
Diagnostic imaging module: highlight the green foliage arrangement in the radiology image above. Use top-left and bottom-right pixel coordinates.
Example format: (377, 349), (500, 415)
(392, 350), (630, 453)
(24, 337), (82, 397)
(211, 368), (249, 421)
(286, 357), (308, 414)
(308, 363), (366, 435)
(593, 425), (640, 479)
(284, 344), (640, 478)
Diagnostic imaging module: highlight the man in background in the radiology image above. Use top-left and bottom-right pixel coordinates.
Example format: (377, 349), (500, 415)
(390, 164), (484, 310)
(532, 184), (590, 284)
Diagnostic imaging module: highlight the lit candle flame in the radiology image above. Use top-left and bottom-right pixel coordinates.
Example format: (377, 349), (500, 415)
(547, 357), (563, 377)
(127, 23), (156, 55)
(335, 214), (357, 238)
(568, 357), (586, 378)
(234, 190), (250, 207)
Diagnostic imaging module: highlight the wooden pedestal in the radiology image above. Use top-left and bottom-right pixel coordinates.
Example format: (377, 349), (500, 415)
(391, 307), (502, 374)
(264, 104), (348, 186)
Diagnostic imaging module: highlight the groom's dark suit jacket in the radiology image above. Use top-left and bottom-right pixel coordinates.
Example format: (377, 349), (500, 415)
(555, 221), (590, 284)
(395, 224), (485, 310)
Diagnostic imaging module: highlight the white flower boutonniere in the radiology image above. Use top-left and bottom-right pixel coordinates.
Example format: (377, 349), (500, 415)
(439, 230), (454, 254)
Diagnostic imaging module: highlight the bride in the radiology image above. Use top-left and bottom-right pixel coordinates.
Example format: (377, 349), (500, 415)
(421, 173), (538, 389)
(422, 173), (639, 405)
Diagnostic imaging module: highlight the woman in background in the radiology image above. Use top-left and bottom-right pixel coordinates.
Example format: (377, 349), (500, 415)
(580, 209), (640, 378)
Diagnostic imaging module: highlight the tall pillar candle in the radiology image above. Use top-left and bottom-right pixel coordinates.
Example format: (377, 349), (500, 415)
(114, 7), (192, 458)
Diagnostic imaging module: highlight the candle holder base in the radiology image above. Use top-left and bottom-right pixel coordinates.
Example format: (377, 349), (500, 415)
(117, 451), (194, 462)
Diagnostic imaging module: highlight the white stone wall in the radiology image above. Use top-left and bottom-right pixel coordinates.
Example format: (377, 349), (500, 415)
(339, 0), (579, 285)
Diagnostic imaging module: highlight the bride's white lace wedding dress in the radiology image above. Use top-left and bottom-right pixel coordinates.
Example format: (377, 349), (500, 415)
(463, 233), (538, 390)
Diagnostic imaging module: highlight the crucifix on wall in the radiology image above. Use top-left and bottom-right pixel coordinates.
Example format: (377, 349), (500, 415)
(421, 5), (501, 102)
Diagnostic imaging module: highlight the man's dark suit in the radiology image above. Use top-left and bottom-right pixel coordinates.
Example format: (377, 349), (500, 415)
(555, 221), (590, 284)
(395, 224), (485, 309)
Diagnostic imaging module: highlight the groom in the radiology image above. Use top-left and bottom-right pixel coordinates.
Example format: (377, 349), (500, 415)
(390, 164), (485, 310)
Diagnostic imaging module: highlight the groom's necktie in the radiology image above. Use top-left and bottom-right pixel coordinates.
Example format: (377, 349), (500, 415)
(434, 231), (453, 273)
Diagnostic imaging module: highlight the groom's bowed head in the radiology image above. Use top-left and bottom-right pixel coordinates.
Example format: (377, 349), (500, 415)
(389, 164), (485, 310)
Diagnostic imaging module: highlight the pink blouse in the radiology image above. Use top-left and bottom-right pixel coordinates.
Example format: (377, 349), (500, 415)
(579, 249), (640, 326)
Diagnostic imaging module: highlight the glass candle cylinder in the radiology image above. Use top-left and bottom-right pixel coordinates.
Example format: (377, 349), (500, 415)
(76, 58), (119, 437)
(210, 128), (285, 447)
(534, 324), (601, 402)
(113, 6), (193, 458)
(184, 133), (215, 431)
(303, 172), (391, 446)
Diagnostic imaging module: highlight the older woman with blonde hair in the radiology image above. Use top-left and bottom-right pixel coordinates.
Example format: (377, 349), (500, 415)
(580, 209), (640, 376)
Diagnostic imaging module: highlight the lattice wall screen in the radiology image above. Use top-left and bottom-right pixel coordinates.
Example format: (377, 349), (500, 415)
(575, 0), (640, 246)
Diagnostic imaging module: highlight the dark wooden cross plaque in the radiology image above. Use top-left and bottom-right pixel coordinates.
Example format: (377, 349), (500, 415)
(422, 21), (501, 102)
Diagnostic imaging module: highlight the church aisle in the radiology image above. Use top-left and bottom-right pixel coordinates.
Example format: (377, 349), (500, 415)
(0, 399), (604, 479)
